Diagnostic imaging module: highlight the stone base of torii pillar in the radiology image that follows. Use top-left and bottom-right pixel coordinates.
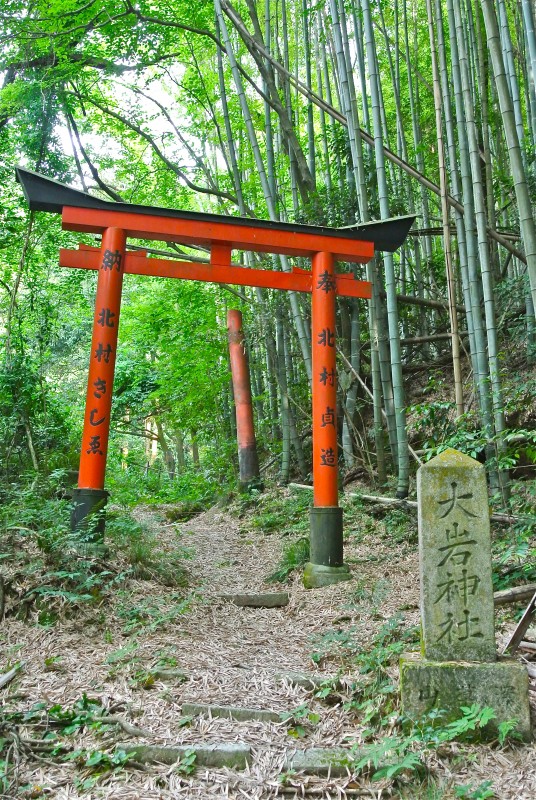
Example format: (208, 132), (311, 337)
(303, 507), (352, 589)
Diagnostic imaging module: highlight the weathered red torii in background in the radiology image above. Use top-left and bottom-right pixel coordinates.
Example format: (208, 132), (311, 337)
(17, 167), (413, 588)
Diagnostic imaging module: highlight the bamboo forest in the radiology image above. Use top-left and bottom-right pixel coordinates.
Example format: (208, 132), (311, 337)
(0, 1), (535, 798)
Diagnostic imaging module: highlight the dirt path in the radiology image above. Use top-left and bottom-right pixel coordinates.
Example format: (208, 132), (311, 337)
(2, 501), (535, 798)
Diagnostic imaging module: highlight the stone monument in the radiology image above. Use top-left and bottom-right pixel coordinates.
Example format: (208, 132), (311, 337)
(400, 449), (531, 741)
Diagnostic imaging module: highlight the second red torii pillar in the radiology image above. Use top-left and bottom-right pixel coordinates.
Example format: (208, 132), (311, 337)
(303, 252), (351, 588)
(227, 309), (262, 492)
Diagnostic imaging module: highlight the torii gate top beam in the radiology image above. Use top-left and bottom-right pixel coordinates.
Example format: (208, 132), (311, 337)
(16, 168), (415, 263)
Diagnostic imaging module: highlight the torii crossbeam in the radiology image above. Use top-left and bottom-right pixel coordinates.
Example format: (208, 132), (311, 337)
(17, 167), (414, 588)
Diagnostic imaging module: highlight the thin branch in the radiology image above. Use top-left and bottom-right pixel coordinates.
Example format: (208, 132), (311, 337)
(67, 91), (240, 204)
(64, 107), (123, 201)
(337, 349), (423, 466)
(115, 81), (219, 193)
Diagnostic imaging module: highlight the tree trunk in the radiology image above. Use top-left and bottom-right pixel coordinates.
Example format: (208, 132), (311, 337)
(175, 433), (185, 472)
(191, 432), (200, 469)
(362, 0), (409, 498)
(276, 304), (290, 484)
(155, 418), (175, 479)
(425, 0), (464, 416)
(481, 0), (536, 313)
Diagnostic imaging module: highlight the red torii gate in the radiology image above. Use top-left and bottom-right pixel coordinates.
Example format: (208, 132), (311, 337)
(17, 167), (414, 588)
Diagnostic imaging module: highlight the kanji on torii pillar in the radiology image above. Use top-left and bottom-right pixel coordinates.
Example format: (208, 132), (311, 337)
(16, 167), (414, 587)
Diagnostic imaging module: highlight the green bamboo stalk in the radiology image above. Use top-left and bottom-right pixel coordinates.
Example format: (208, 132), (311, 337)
(216, 0), (312, 379)
(474, 2), (499, 280)
(276, 303), (290, 484)
(330, 0), (394, 477)
(302, 0), (316, 185)
(446, 0), (494, 432)
(454, 0), (509, 494)
(328, 0), (365, 216)
(361, 0), (409, 498)
(319, 15), (343, 190)
(402, 0), (432, 265)
(425, 0), (464, 416)
(497, 0), (526, 152)
(481, 0), (536, 315)
(314, 19), (333, 204)
(521, 0), (536, 144)
(435, 0), (477, 373)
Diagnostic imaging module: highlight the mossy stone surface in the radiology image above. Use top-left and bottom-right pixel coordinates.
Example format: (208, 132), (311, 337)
(418, 448), (496, 662)
(151, 668), (188, 682)
(400, 652), (531, 741)
(303, 562), (351, 589)
(217, 592), (289, 608)
(285, 747), (357, 776)
(181, 702), (280, 723)
(118, 742), (251, 768)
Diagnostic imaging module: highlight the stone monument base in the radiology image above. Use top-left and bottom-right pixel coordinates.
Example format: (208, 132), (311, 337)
(303, 562), (352, 589)
(400, 652), (531, 741)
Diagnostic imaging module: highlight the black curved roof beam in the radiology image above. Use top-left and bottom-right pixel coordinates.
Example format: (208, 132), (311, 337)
(16, 167), (415, 253)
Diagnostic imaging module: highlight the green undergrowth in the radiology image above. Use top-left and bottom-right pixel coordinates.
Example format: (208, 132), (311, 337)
(0, 690), (195, 793)
(345, 497), (418, 547)
(0, 694), (136, 797)
(236, 487), (311, 535)
(107, 512), (191, 587)
(107, 466), (218, 513)
(235, 486), (420, 583)
(114, 590), (193, 636)
(407, 370), (536, 476)
(0, 475), (191, 624)
(309, 618), (520, 796)
(491, 481), (536, 591)
(233, 488), (312, 582)
(267, 536), (310, 582)
(349, 703), (517, 793)
(0, 695), (134, 793)
(247, 484), (534, 593)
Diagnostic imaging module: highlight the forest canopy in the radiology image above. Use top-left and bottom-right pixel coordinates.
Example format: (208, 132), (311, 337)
(1, 0), (536, 503)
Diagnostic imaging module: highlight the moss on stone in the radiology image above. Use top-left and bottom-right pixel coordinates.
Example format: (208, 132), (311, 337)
(399, 652), (531, 741)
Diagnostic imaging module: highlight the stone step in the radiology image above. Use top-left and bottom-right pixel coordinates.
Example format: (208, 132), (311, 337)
(119, 742), (357, 775)
(148, 667), (346, 691)
(276, 672), (342, 691)
(151, 668), (188, 682)
(285, 747), (356, 776)
(217, 592), (289, 608)
(182, 702), (281, 723)
(119, 742), (251, 769)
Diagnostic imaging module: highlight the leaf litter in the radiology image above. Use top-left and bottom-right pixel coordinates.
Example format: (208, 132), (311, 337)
(1, 498), (534, 798)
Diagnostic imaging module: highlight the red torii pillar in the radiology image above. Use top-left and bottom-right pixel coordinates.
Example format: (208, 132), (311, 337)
(70, 246), (354, 584)
(227, 309), (262, 492)
(304, 251), (349, 587)
(71, 228), (126, 540)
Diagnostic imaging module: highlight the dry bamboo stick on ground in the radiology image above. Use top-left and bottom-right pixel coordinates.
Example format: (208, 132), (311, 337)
(493, 585), (536, 606)
(503, 591), (536, 655)
(0, 661), (24, 690)
(278, 790), (377, 798)
(288, 483), (533, 525)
